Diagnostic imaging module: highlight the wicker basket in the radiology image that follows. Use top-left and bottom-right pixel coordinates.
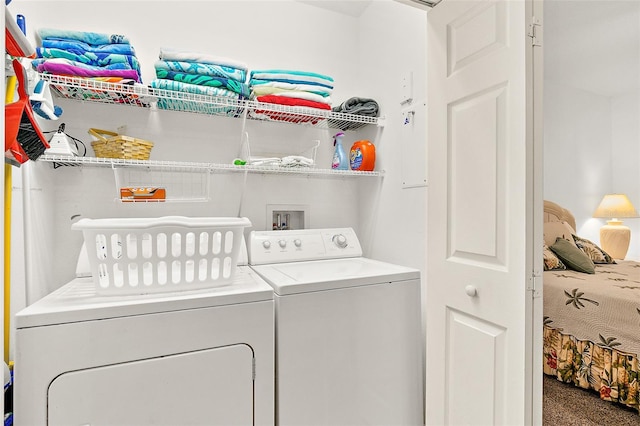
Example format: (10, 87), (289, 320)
(89, 128), (153, 160)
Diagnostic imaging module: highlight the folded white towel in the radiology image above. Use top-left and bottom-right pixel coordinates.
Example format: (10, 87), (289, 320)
(250, 87), (331, 104)
(281, 155), (314, 167)
(250, 80), (332, 96)
(159, 47), (248, 71)
(247, 156), (281, 166)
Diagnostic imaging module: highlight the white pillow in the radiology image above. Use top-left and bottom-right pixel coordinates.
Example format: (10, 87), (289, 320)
(543, 221), (577, 247)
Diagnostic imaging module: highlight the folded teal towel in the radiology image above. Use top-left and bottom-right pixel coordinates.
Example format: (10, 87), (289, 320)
(155, 69), (249, 97)
(42, 39), (136, 56)
(38, 28), (129, 45)
(155, 60), (246, 83)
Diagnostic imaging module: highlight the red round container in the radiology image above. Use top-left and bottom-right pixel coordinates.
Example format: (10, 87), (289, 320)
(349, 140), (375, 171)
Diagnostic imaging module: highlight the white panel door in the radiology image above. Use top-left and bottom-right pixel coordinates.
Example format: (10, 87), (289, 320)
(426, 0), (542, 425)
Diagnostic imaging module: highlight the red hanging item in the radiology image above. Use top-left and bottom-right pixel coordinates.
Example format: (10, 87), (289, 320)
(5, 59), (49, 165)
(5, 8), (36, 58)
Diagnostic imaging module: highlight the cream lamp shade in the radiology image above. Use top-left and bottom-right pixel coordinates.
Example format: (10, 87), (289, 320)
(593, 194), (639, 259)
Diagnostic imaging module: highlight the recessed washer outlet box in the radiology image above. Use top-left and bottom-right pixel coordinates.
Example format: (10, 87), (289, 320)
(267, 204), (309, 230)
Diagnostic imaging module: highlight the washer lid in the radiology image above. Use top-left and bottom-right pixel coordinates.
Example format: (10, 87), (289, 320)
(16, 267), (273, 328)
(250, 257), (420, 296)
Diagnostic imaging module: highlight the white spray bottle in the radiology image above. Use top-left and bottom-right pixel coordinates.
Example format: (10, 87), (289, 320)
(332, 132), (349, 170)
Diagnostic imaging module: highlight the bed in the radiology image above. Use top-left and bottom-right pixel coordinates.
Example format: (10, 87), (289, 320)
(542, 200), (640, 414)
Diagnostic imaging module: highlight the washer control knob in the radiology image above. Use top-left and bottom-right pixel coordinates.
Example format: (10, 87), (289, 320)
(262, 240), (271, 249)
(294, 239), (302, 247)
(278, 239), (287, 248)
(333, 234), (348, 248)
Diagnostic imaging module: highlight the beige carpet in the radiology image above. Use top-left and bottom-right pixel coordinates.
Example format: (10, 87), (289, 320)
(543, 375), (639, 425)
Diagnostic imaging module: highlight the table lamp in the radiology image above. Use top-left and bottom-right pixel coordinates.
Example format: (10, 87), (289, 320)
(593, 193), (639, 259)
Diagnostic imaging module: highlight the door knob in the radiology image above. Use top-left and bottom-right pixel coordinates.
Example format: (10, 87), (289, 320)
(465, 285), (478, 297)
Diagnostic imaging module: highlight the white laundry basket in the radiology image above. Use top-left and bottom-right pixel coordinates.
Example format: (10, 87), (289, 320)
(72, 216), (251, 295)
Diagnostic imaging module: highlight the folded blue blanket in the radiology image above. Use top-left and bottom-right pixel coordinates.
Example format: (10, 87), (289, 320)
(156, 69), (249, 97)
(154, 60), (246, 83)
(42, 39), (136, 56)
(37, 47), (141, 78)
(38, 28), (130, 45)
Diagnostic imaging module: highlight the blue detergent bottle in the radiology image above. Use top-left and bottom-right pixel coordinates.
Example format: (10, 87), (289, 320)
(332, 132), (349, 170)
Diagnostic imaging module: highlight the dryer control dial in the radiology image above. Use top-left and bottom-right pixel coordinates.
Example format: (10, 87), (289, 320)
(278, 240), (287, 248)
(294, 239), (302, 247)
(262, 240), (271, 249)
(332, 234), (348, 248)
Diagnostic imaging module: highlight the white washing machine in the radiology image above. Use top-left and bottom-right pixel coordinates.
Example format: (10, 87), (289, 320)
(14, 243), (275, 426)
(248, 228), (423, 426)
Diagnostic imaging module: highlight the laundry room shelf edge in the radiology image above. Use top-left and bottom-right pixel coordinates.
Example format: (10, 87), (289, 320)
(39, 74), (383, 131)
(38, 155), (385, 178)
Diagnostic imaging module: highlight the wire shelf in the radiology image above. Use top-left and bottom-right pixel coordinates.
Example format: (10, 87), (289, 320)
(43, 74), (151, 107)
(238, 164), (382, 177)
(38, 155), (213, 171)
(38, 73), (381, 130)
(38, 155), (384, 178)
(147, 86), (246, 117)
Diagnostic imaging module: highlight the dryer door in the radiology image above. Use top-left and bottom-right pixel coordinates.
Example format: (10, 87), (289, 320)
(48, 344), (254, 426)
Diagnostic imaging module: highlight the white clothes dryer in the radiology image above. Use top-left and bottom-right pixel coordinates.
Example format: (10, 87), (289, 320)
(14, 245), (275, 426)
(248, 228), (423, 426)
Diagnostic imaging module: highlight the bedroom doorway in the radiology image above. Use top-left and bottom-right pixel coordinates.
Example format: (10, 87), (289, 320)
(541, 0), (640, 421)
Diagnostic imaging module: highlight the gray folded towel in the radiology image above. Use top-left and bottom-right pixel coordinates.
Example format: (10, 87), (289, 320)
(332, 97), (379, 117)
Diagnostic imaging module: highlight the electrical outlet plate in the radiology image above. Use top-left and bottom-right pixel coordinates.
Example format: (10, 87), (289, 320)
(400, 70), (413, 104)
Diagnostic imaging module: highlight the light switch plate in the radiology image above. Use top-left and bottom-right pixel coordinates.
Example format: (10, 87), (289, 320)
(400, 71), (413, 104)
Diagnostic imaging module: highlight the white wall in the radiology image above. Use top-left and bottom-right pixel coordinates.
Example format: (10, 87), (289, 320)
(543, 81), (612, 243)
(356, 2), (427, 271)
(611, 90), (640, 260)
(543, 81), (640, 260)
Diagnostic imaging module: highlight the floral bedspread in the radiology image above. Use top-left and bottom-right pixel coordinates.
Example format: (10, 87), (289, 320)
(543, 260), (640, 413)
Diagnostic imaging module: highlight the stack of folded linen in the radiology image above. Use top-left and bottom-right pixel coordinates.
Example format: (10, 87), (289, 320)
(32, 28), (142, 84)
(248, 69), (333, 123)
(150, 48), (249, 103)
